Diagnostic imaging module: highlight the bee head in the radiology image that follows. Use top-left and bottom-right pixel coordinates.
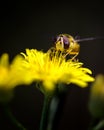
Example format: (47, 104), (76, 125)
(54, 34), (72, 50)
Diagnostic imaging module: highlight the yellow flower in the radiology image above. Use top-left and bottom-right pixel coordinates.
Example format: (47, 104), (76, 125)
(0, 53), (33, 102)
(21, 49), (94, 92)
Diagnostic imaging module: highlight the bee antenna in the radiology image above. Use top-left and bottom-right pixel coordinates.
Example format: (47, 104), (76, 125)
(75, 37), (104, 42)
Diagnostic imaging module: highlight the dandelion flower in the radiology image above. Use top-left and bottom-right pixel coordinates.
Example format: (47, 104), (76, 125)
(0, 53), (33, 102)
(21, 49), (94, 93)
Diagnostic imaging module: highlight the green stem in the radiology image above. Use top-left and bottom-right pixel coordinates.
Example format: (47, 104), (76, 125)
(47, 96), (60, 130)
(4, 105), (26, 130)
(39, 94), (52, 130)
(93, 120), (104, 130)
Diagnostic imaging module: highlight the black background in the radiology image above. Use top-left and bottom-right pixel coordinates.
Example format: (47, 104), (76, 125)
(0, 1), (104, 130)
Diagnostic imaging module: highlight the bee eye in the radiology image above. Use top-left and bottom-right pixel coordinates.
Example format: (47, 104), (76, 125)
(63, 37), (69, 49)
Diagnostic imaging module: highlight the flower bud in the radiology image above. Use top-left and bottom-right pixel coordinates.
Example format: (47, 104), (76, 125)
(88, 74), (104, 118)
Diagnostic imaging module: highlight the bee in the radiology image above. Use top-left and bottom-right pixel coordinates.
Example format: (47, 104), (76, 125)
(53, 34), (80, 60)
(53, 33), (98, 60)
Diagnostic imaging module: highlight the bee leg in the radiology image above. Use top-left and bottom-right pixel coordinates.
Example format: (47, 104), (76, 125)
(63, 49), (73, 58)
(70, 53), (79, 61)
